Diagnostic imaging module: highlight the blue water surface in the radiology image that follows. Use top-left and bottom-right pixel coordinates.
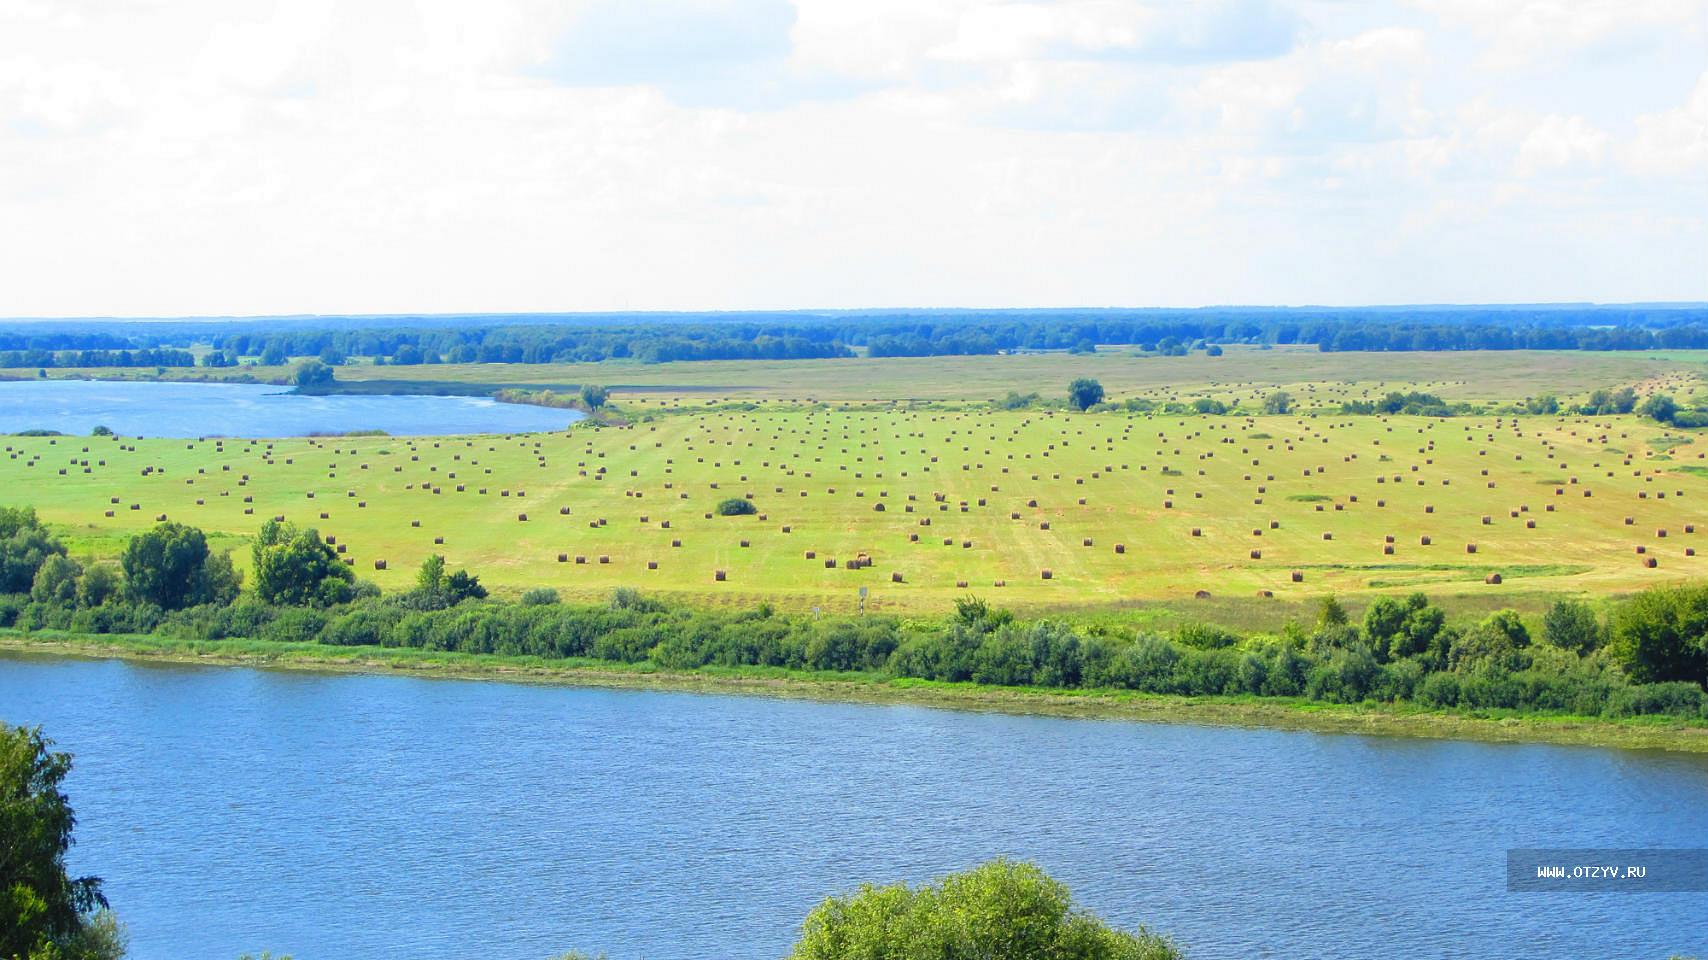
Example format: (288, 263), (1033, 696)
(1, 655), (1704, 960)
(0, 379), (581, 437)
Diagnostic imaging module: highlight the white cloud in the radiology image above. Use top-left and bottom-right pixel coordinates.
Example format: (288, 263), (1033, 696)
(0, 0), (1701, 316)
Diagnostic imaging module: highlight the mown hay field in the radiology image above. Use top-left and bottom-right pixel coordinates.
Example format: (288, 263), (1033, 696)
(7, 404), (1707, 614)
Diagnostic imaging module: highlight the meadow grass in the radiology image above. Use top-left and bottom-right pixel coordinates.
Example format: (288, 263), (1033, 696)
(5, 396), (1706, 616)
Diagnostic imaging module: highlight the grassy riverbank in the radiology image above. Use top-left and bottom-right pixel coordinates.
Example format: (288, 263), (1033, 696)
(6, 630), (1705, 754)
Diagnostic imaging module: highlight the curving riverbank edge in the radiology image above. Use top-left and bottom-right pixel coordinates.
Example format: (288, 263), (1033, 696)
(5, 630), (1707, 754)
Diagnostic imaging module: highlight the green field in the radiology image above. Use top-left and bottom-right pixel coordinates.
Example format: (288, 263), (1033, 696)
(16, 344), (1708, 407)
(8, 391), (1706, 615)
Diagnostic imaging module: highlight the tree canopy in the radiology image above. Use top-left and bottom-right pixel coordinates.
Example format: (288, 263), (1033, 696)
(252, 520), (354, 606)
(1068, 379), (1105, 411)
(789, 859), (1179, 960)
(121, 522), (239, 610)
(1, 725), (124, 960)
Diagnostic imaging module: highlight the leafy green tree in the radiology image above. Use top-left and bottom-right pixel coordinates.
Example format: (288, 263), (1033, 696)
(252, 520), (353, 606)
(292, 359), (334, 387)
(1068, 378), (1104, 411)
(1608, 585), (1708, 688)
(75, 565), (122, 608)
(122, 522), (237, 610)
(1317, 595), (1349, 630)
(400, 555), (487, 611)
(30, 554), (81, 605)
(0, 507), (65, 594)
(258, 344), (288, 366)
(1262, 391), (1293, 414)
(1541, 599), (1601, 655)
(789, 859), (1179, 960)
(1638, 393), (1678, 424)
(1450, 610), (1532, 673)
(716, 497), (758, 516)
(89, 425), (112, 437)
(579, 384), (609, 410)
(1361, 592), (1447, 664)
(1, 725), (125, 960)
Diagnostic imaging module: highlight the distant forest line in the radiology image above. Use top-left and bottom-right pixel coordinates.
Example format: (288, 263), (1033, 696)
(3, 304), (1708, 368)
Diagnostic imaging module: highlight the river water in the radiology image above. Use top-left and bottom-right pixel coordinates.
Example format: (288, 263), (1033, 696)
(1, 653), (1703, 959)
(0, 379), (581, 437)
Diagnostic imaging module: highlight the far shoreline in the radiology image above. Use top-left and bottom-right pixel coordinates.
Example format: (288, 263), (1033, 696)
(5, 632), (1705, 755)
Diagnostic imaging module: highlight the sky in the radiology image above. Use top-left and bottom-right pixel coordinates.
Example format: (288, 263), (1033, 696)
(0, 0), (1703, 318)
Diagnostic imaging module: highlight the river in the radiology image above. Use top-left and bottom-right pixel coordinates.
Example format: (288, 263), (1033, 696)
(0, 379), (582, 437)
(1, 653), (1703, 959)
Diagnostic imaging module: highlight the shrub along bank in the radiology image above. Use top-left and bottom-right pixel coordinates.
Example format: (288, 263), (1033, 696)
(3, 508), (1706, 723)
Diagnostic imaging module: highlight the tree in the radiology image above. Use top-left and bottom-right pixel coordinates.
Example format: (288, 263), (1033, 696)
(401, 555), (487, 611)
(30, 554), (81, 605)
(1204, 344), (1223, 356)
(292, 359), (335, 387)
(789, 859), (1179, 960)
(1262, 391), (1293, 414)
(122, 522), (236, 610)
(1450, 610), (1532, 673)
(1608, 585), (1708, 688)
(1068, 378), (1104, 411)
(1, 725), (125, 960)
(258, 344), (288, 366)
(0, 506), (66, 594)
(1638, 393), (1678, 424)
(90, 425), (113, 437)
(716, 497), (758, 516)
(252, 520), (353, 606)
(75, 564), (122, 608)
(1542, 599), (1601, 655)
(579, 384), (609, 410)
(1317, 595), (1349, 630)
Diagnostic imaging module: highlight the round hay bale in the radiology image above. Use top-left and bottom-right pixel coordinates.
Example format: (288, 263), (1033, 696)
(1290, 570), (1304, 582)
(1644, 557), (1658, 568)
(557, 553), (568, 562)
(714, 570), (727, 581)
(1465, 543), (1477, 554)
(373, 559), (387, 571)
(1257, 589), (1274, 598)
(1485, 573), (1502, 584)
(1420, 535), (1432, 545)
(1250, 549), (1262, 559)
(1040, 569), (1053, 580)
(1114, 543), (1125, 554)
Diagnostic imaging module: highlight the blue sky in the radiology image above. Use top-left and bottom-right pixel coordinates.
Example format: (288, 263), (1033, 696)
(0, 0), (1702, 316)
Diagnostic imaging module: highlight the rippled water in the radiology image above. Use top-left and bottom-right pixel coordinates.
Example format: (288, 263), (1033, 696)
(0, 379), (581, 437)
(1, 654), (1704, 960)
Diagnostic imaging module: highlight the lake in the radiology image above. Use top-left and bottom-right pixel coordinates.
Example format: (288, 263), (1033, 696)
(2, 654), (1704, 959)
(0, 379), (582, 437)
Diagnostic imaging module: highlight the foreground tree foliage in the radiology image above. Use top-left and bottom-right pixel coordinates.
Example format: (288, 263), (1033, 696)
(0, 725), (125, 960)
(789, 859), (1179, 960)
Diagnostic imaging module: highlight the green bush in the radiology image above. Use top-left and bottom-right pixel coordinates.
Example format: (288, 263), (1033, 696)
(789, 859), (1179, 960)
(715, 497), (758, 516)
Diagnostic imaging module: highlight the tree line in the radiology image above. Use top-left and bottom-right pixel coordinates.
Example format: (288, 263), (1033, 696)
(3, 509), (1705, 723)
(6, 304), (1708, 368)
